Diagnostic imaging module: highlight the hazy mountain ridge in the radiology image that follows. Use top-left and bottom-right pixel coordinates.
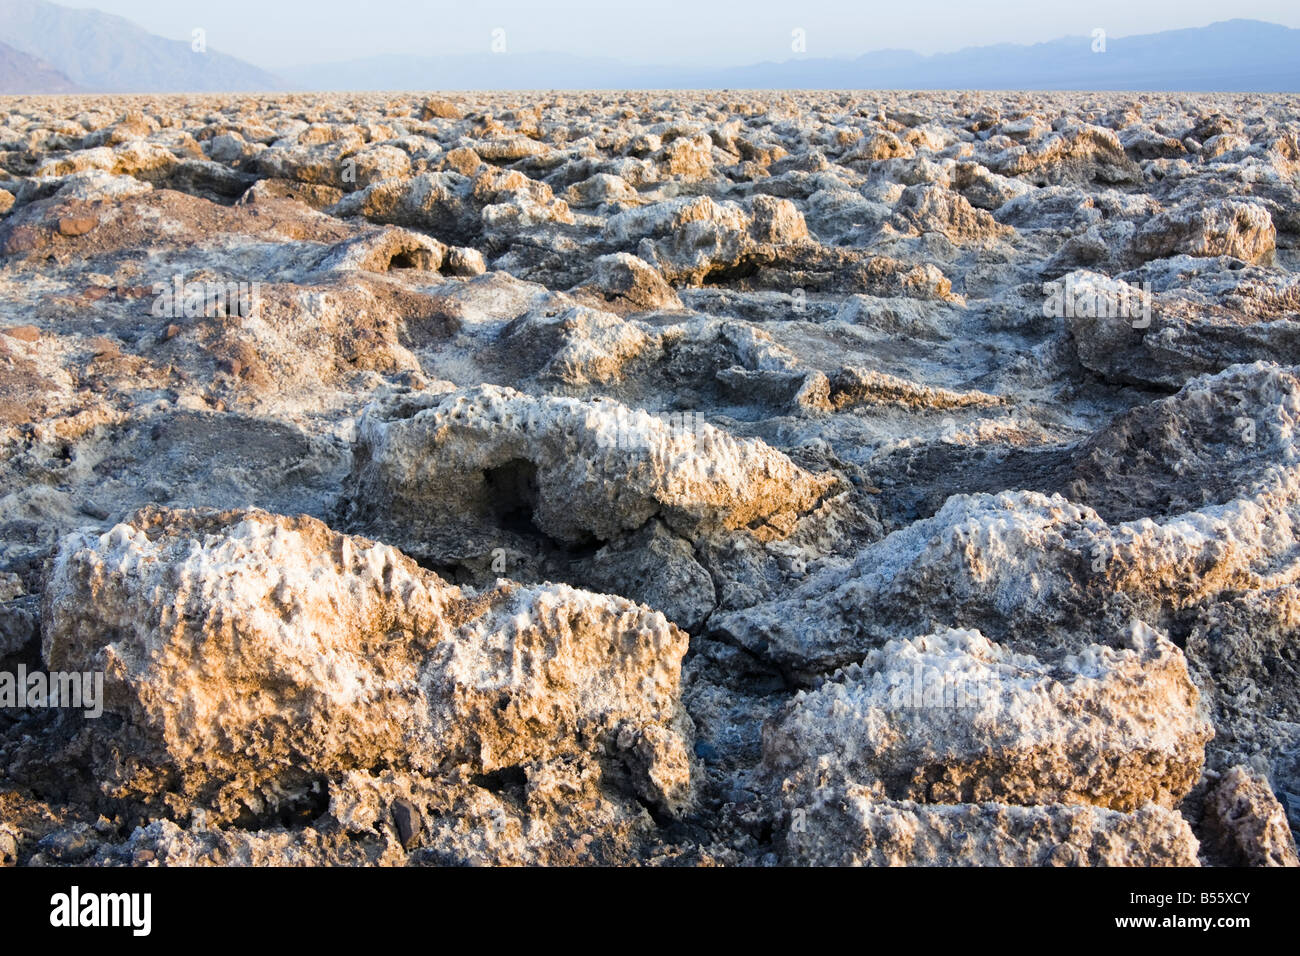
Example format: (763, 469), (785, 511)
(0, 3), (1295, 93)
(0, 0), (286, 92)
(285, 19), (1300, 91)
(0, 38), (81, 93)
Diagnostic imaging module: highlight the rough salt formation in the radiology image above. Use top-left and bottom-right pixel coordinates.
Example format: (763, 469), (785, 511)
(782, 791), (1201, 866)
(342, 383), (836, 548)
(2, 90), (1299, 866)
(38, 507), (693, 833)
(713, 362), (1300, 679)
(762, 625), (1211, 812)
(1201, 766), (1300, 867)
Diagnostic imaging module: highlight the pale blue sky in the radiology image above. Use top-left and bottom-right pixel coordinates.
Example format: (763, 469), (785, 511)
(74, 0), (1300, 68)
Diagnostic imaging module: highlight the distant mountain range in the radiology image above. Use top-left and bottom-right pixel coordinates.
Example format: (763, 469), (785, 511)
(0, 38), (81, 93)
(0, 0), (283, 93)
(702, 18), (1300, 92)
(0, 3), (1296, 94)
(286, 19), (1300, 92)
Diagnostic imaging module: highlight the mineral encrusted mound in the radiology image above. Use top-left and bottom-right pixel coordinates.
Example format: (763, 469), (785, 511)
(1066, 276), (1300, 388)
(1061, 362), (1300, 521)
(783, 792), (1201, 866)
(1129, 199), (1276, 267)
(341, 384), (837, 551)
(762, 625), (1211, 812)
(40, 507), (694, 823)
(1202, 766), (1300, 867)
(713, 361), (1300, 680)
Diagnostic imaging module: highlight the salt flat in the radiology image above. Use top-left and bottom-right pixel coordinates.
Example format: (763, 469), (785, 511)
(0, 90), (1297, 866)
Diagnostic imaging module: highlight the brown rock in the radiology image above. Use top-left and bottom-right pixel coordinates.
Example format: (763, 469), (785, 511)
(441, 146), (482, 176)
(421, 97), (464, 121)
(1, 325), (40, 343)
(58, 216), (98, 237)
(1, 225), (44, 256)
(89, 336), (120, 358)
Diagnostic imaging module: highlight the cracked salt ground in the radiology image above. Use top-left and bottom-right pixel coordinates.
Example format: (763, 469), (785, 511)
(0, 90), (1297, 865)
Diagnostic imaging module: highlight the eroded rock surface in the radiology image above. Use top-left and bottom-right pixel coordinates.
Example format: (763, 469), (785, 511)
(29, 506), (692, 862)
(762, 625), (1211, 812)
(2, 89), (1299, 866)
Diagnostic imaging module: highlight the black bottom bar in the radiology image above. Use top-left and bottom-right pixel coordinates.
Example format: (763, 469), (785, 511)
(0, 865), (1286, 943)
